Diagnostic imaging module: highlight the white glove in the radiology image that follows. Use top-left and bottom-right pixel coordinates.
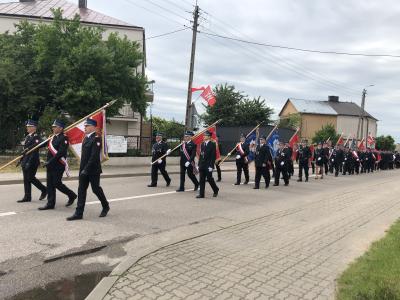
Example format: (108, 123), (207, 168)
(166, 149), (172, 155)
(280, 161), (284, 166)
(331, 159), (334, 162)
(185, 161), (190, 167)
(158, 159), (163, 164)
(236, 155), (241, 159)
(208, 167), (213, 172)
(366, 158), (368, 160)
(318, 157), (321, 161)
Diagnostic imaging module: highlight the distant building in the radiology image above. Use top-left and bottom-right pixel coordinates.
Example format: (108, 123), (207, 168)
(279, 96), (378, 141)
(0, 0), (153, 153)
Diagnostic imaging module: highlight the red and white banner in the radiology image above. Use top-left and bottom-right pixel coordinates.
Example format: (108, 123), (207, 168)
(65, 110), (108, 161)
(192, 85), (216, 107)
(367, 134), (375, 148)
(48, 137), (71, 177)
(336, 132), (344, 146)
(358, 138), (365, 150)
(192, 125), (221, 161)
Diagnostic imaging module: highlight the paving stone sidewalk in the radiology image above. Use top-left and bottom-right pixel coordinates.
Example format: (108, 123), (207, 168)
(102, 177), (400, 300)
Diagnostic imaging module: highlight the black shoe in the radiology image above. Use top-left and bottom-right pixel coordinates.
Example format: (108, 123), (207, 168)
(217, 179), (221, 182)
(38, 205), (54, 210)
(284, 183), (289, 186)
(213, 189), (219, 197)
(234, 182), (240, 185)
(297, 179), (302, 182)
(147, 184), (157, 187)
(196, 195), (204, 199)
(66, 214), (82, 221)
(305, 178), (308, 182)
(99, 207), (110, 218)
(194, 184), (199, 191)
(265, 185), (269, 189)
(166, 179), (171, 187)
(39, 191), (47, 201)
(66, 194), (77, 207)
(253, 186), (259, 189)
(335, 174), (338, 177)
(273, 184), (279, 186)
(176, 189), (184, 192)
(244, 181), (249, 185)
(17, 198), (31, 203)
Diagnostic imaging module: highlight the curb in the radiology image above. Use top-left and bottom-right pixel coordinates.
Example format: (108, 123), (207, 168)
(0, 169), (237, 186)
(85, 217), (239, 300)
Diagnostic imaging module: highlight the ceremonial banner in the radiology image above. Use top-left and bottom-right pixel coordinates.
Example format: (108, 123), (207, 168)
(289, 128), (300, 160)
(192, 85), (216, 107)
(367, 134), (375, 148)
(192, 125), (221, 161)
(246, 129), (258, 163)
(66, 110), (108, 161)
(267, 129), (280, 158)
(336, 133), (344, 146)
(358, 138), (365, 150)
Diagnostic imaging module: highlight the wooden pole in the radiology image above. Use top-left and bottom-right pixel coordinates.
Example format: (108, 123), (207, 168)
(219, 122), (266, 166)
(0, 100), (117, 171)
(151, 119), (222, 165)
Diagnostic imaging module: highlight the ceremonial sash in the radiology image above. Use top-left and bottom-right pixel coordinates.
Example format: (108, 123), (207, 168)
(236, 143), (248, 163)
(48, 137), (70, 177)
(182, 142), (198, 174)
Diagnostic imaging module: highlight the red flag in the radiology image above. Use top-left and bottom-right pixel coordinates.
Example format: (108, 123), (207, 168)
(336, 133), (344, 146)
(191, 86), (206, 93)
(200, 86), (216, 107)
(358, 138), (365, 150)
(193, 125), (220, 161)
(367, 135), (375, 147)
(66, 110), (108, 161)
(289, 128), (299, 160)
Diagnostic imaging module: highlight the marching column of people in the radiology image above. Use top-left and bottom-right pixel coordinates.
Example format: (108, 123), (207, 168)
(16, 118), (399, 222)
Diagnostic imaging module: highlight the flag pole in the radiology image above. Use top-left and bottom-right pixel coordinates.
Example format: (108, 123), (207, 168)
(0, 100), (117, 171)
(219, 122), (265, 166)
(151, 119), (222, 165)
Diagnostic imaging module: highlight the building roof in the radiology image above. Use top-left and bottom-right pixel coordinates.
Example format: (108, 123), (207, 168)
(0, 0), (142, 29)
(280, 98), (377, 120)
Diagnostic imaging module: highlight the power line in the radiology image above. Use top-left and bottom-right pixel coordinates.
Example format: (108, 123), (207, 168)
(197, 25), (360, 98)
(199, 30), (400, 59)
(145, 27), (190, 40)
(158, 0), (191, 13)
(199, 10), (362, 95)
(138, 0), (192, 24)
(123, 0), (188, 27)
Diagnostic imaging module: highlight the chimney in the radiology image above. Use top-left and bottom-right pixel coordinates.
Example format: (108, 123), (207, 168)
(79, 0), (87, 8)
(328, 95), (339, 102)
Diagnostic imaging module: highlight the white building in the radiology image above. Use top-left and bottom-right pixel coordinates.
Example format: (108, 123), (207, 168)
(0, 0), (153, 152)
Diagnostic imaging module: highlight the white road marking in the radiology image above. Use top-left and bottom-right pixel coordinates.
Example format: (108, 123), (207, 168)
(0, 212), (17, 217)
(86, 190), (194, 205)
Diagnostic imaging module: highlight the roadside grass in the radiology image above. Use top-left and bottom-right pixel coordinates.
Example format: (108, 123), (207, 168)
(336, 219), (400, 300)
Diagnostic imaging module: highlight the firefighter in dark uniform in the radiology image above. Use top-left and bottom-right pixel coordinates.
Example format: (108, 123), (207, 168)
(343, 146), (353, 175)
(67, 118), (110, 221)
(296, 139), (312, 182)
(254, 136), (273, 189)
(323, 142), (330, 175)
(330, 145), (342, 177)
(285, 142), (294, 178)
(17, 119), (47, 203)
(273, 141), (290, 186)
(39, 120), (77, 210)
(176, 131), (199, 192)
(234, 134), (249, 185)
(148, 132), (171, 187)
(197, 130), (219, 198)
(365, 148), (374, 173)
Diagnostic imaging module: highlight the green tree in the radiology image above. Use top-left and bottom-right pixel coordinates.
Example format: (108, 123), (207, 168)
(0, 10), (148, 150)
(375, 135), (396, 151)
(312, 124), (340, 144)
(201, 84), (273, 126)
(279, 113), (301, 130)
(152, 117), (185, 139)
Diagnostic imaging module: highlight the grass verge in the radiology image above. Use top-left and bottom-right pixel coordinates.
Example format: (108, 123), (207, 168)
(336, 219), (400, 300)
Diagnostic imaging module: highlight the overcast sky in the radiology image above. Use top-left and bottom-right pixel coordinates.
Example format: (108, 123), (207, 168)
(3, 0), (399, 141)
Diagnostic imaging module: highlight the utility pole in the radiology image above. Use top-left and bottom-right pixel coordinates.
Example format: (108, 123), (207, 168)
(185, 3), (199, 130)
(356, 89), (367, 141)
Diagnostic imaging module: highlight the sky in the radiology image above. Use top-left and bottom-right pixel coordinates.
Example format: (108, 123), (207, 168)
(2, 0), (399, 141)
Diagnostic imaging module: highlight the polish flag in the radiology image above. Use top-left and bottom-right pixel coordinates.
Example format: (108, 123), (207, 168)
(192, 85), (217, 107)
(65, 110), (108, 161)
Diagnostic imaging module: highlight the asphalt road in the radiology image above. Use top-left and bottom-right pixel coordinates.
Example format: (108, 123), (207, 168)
(0, 168), (399, 299)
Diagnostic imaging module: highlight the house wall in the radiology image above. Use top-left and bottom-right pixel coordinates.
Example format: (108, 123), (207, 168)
(337, 116), (377, 139)
(300, 114), (337, 141)
(280, 100), (298, 116)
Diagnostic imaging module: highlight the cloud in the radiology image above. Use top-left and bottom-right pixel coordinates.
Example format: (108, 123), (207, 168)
(3, 0), (399, 141)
